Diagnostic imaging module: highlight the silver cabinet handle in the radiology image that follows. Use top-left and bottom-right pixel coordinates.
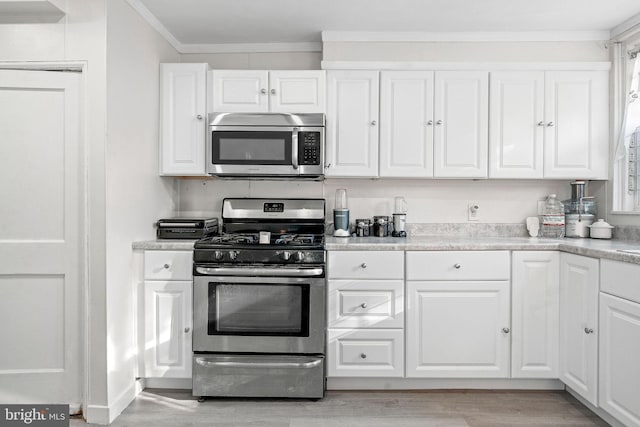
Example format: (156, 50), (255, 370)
(163, 263), (170, 269)
(502, 327), (511, 334)
(370, 120), (377, 126)
(325, 163), (332, 169)
(436, 120), (443, 125)
(260, 88), (267, 94)
(360, 263), (367, 269)
(547, 122), (554, 127)
(454, 263), (461, 269)
(426, 120), (433, 126)
(537, 121), (545, 126)
(584, 327), (594, 334)
(360, 353), (367, 359)
(360, 302), (367, 309)
(184, 327), (190, 333)
(196, 114), (203, 120)
(270, 88), (276, 95)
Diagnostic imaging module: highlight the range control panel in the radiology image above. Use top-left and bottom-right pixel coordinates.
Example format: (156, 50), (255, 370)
(298, 132), (321, 165)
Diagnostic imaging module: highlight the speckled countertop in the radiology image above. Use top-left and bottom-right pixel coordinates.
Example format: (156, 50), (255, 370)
(133, 236), (640, 265)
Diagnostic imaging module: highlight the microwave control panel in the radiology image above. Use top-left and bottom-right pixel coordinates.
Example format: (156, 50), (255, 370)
(298, 132), (321, 165)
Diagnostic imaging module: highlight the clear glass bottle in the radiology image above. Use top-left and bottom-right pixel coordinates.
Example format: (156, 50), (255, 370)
(541, 194), (565, 238)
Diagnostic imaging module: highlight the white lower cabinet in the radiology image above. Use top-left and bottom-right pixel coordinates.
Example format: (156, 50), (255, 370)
(142, 250), (193, 379)
(511, 251), (559, 378)
(406, 251), (511, 378)
(599, 259), (640, 427)
(559, 253), (599, 406)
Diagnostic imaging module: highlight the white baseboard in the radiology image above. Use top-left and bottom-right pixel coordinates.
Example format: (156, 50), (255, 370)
(85, 404), (109, 425)
(85, 381), (138, 425)
(327, 377), (565, 390)
(565, 387), (625, 427)
(143, 377), (192, 389)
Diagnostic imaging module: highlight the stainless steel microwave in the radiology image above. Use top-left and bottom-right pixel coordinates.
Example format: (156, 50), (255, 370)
(207, 112), (325, 179)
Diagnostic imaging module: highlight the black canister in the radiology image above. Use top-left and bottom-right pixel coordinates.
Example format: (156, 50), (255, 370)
(373, 216), (391, 237)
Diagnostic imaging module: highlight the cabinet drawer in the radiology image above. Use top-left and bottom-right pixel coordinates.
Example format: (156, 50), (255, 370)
(406, 251), (510, 280)
(328, 280), (404, 328)
(327, 329), (404, 377)
(601, 259), (640, 304)
(144, 251), (193, 281)
(328, 251), (404, 279)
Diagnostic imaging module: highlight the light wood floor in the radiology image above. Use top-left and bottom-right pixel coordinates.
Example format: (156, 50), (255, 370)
(81, 389), (609, 426)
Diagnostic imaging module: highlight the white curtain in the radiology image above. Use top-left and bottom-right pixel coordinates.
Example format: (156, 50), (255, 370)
(613, 44), (640, 211)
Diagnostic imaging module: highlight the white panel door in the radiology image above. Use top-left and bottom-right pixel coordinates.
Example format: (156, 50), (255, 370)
(489, 71), (544, 178)
(544, 71), (609, 179)
(511, 251), (559, 378)
(599, 293), (640, 427)
(379, 71), (434, 177)
(144, 281), (193, 378)
(0, 70), (82, 404)
(406, 281), (510, 378)
(269, 70), (325, 113)
(160, 63), (207, 176)
(559, 253), (599, 405)
(434, 71), (489, 178)
(326, 70), (379, 177)
(211, 70), (269, 112)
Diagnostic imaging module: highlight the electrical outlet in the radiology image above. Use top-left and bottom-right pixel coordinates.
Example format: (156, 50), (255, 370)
(468, 202), (480, 221)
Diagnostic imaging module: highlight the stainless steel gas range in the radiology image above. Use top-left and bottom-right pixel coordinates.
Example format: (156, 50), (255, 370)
(192, 198), (326, 400)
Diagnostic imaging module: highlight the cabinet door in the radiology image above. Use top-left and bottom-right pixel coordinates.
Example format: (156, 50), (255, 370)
(328, 329), (404, 377)
(269, 70), (325, 113)
(544, 71), (609, 179)
(379, 71), (434, 177)
(433, 71), (489, 178)
(326, 70), (379, 177)
(599, 293), (640, 427)
(211, 70), (269, 112)
(511, 251), (559, 378)
(144, 281), (193, 378)
(559, 253), (599, 405)
(406, 281), (510, 378)
(160, 63), (207, 176)
(489, 72), (544, 179)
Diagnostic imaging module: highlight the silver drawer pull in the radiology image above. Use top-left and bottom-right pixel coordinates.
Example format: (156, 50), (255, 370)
(454, 263), (461, 269)
(184, 327), (190, 333)
(360, 263), (367, 269)
(584, 327), (594, 334)
(360, 302), (367, 309)
(502, 327), (510, 334)
(360, 353), (367, 359)
(163, 263), (170, 269)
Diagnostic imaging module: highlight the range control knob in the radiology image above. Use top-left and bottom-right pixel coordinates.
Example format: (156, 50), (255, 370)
(281, 251), (291, 261)
(295, 252), (305, 262)
(214, 250), (224, 261)
(228, 250), (239, 261)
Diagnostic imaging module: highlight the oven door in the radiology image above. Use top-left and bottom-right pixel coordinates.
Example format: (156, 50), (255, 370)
(193, 273), (325, 354)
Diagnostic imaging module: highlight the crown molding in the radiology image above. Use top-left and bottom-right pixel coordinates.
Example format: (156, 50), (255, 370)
(610, 12), (640, 41)
(321, 61), (611, 71)
(321, 31), (611, 43)
(126, 0), (183, 51)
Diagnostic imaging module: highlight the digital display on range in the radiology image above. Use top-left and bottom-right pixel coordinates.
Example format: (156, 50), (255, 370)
(264, 203), (284, 213)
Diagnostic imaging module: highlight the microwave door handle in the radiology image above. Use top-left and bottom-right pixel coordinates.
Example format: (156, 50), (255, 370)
(292, 129), (299, 170)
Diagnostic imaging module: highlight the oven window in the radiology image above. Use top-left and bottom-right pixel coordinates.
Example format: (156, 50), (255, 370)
(208, 283), (310, 336)
(212, 131), (292, 165)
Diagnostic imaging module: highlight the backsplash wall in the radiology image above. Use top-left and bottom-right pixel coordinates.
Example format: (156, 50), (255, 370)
(175, 178), (607, 229)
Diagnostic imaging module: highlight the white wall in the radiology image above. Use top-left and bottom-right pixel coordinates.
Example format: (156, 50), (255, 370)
(180, 52), (321, 69)
(105, 0), (180, 421)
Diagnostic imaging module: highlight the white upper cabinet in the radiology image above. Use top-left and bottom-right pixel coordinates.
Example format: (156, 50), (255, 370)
(489, 71), (545, 179)
(269, 70), (326, 113)
(326, 70), (380, 177)
(544, 71), (609, 179)
(379, 71), (434, 177)
(211, 70), (325, 113)
(433, 71), (489, 178)
(159, 63), (207, 176)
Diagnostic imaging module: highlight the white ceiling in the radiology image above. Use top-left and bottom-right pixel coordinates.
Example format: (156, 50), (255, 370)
(130, 0), (640, 52)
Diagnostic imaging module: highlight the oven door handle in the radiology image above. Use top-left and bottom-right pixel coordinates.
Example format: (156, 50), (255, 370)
(195, 357), (322, 369)
(195, 266), (324, 277)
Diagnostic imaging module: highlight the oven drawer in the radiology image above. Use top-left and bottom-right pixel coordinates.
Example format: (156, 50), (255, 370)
(328, 251), (404, 280)
(192, 354), (325, 398)
(328, 280), (404, 328)
(144, 250), (193, 281)
(327, 329), (404, 377)
(406, 251), (510, 281)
